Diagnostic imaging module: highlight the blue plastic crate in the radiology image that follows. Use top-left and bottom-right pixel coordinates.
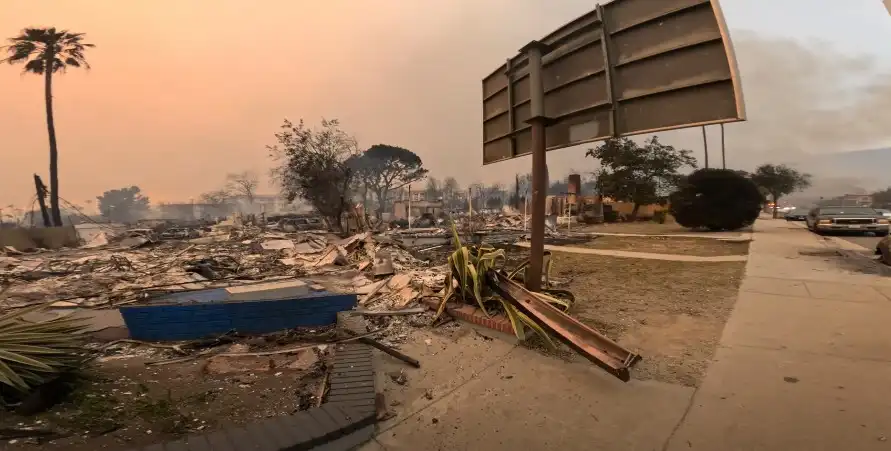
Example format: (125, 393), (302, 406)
(119, 287), (357, 341)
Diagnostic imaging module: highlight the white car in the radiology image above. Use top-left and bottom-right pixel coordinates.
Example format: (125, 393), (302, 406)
(875, 208), (891, 219)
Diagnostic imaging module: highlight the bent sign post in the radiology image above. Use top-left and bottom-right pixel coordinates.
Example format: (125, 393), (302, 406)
(482, 0), (746, 291)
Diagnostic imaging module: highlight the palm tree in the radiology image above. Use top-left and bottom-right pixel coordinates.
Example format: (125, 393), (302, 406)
(2, 28), (94, 226)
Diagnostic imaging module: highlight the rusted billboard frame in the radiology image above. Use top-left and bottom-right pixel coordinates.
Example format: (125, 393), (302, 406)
(481, 0), (746, 165)
(481, 0), (745, 292)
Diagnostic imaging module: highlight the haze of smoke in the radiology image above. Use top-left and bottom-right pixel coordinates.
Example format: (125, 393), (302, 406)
(547, 30), (891, 196)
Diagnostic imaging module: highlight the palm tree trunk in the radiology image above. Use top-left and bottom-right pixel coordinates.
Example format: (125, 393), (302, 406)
(44, 62), (63, 227)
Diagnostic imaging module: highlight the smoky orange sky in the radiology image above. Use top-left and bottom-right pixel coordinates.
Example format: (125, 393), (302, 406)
(4, 0), (891, 211)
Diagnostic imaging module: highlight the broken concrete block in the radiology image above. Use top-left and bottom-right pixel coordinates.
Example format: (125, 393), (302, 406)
(387, 273), (412, 291)
(313, 245), (347, 267)
(225, 280), (310, 301)
(251, 239), (296, 252)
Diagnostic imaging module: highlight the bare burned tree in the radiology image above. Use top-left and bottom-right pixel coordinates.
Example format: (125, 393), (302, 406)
(226, 171), (259, 204)
(199, 189), (233, 206)
(269, 118), (357, 231)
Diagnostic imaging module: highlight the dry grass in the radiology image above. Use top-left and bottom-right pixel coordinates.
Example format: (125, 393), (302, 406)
(548, 251), (746, 387)
(571, 220), (751, 236)
(577, 235), (750, 257)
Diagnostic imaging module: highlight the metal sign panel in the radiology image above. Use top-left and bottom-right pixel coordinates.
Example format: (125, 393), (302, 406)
(482, 0), (745, 165)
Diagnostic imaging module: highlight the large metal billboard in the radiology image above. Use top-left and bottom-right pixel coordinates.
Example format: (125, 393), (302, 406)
(482, 0), (745, 164)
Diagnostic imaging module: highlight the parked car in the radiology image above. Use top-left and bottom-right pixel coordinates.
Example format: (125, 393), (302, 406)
(806, 206), (890, 236)
(784, 208), (808, 221)
(875, 208), (891, 219)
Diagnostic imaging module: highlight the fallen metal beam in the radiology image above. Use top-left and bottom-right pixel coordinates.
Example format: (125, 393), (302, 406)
(489, 270), (642, 382)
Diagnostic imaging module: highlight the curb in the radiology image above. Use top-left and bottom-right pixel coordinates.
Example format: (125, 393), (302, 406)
(822, 236), (891, 277)
(124, 403), (375, 451)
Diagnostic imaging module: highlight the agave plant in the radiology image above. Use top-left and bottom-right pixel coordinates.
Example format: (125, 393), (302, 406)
(435, 223), (575, 348)
(0, 303), (88, 400)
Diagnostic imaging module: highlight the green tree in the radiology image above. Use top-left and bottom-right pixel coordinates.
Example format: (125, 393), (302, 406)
(3, 28), (94, 227)
(586, 136), (696, 220)
(670, 169), (763, 231)
(97, 186), (150, 223)
(751, 164), (812, 218)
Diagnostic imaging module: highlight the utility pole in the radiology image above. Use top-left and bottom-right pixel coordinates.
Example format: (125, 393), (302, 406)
(701, 126), (709, 169)
(33, 174), (51, 227)
(720, 123), (726, 169)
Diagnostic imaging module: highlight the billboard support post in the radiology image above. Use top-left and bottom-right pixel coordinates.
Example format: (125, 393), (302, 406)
(481, 0), (746, 292)
(523, 40), (549, 292)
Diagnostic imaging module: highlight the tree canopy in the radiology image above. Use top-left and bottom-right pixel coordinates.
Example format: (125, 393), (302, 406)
(96, 186), (150, 223)
(3, 28), (93, 75)
(269, 118), (357, 230)
(586, 136), (696, 219)
(750, 164), (811, 218)
(349, 144), (427, 217)
(670, 169), (763, 231)
(871, 187), (891, 208)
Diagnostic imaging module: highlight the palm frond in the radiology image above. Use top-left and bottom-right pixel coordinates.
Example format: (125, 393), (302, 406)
(434, 220), (574, 348)
(0, 304), (88, 398)
(2, 27), (93, 74)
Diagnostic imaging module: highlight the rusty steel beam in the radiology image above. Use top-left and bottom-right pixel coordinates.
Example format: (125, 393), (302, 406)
(489, 270), (642, 381)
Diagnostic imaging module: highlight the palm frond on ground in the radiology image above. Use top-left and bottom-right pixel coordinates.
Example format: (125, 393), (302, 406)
(435, 223), (575, 347)
(0, 304), (88, 400)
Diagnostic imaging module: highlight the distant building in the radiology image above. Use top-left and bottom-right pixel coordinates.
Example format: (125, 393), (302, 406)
(818, 194), (873, 207)
(157, 203), (234, 221)
(391, 200), (443, 221)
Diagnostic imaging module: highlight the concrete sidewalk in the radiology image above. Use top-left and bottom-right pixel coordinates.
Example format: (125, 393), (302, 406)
(665, 219), (891, 450)
(363, 219), (891, 451)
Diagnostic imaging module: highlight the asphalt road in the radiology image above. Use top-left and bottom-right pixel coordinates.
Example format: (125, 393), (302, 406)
(786, 219), (883, 251)
(836, 234), (883, 252)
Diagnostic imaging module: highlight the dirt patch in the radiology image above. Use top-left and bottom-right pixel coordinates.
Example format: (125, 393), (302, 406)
(579, 235), (750, 257)
(548, 251), (745, 387)
(0, 343), (328, 450)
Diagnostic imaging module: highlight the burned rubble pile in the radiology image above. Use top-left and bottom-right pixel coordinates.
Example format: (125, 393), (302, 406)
(0, 224), (442, 313)
(0, 207), (573, 366)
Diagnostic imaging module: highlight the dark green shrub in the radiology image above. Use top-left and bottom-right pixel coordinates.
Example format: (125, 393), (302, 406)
(652, 210), (668, 224)
(669, 168), (763, 231)
(604, 210), (619, 223)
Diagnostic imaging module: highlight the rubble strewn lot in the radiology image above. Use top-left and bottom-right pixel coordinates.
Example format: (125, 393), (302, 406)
(1, 334), (331, 450)
(578, 235), (751, 257)
(0, 213), (751, 449)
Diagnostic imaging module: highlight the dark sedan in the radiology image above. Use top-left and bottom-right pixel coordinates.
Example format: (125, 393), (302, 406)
(784, 208), (808, 221)
(806, 206), (890, 236)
